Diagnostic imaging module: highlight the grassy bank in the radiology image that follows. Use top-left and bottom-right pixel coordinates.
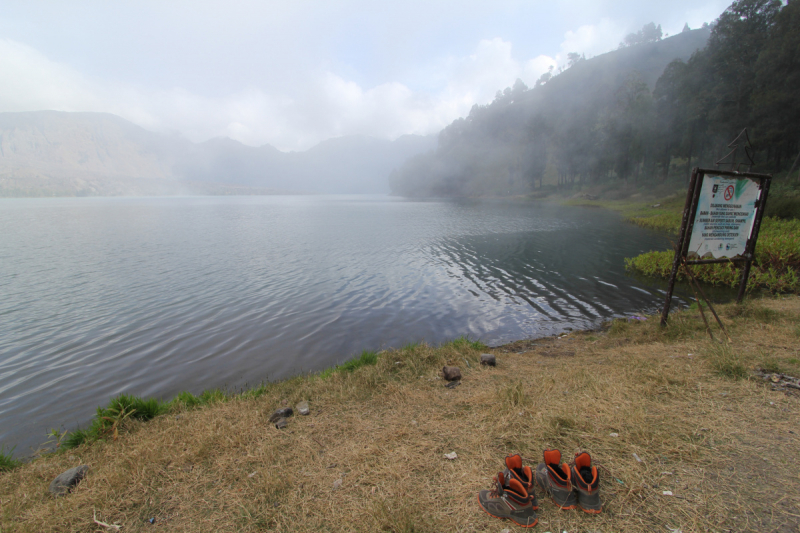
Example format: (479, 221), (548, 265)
(2, 298), (799, 532)
(561, 185), (800, 294)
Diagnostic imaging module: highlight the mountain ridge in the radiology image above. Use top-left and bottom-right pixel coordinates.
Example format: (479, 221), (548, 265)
(0, 111), (437, 197)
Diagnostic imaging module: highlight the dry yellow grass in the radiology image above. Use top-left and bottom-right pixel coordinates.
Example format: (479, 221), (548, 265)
(2, 297), (799, 532)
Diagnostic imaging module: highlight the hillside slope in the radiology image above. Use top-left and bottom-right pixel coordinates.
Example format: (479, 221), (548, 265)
(390, 28), (711, 198)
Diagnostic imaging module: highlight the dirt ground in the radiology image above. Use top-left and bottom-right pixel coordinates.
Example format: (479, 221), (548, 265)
(1, 296), (799, 532)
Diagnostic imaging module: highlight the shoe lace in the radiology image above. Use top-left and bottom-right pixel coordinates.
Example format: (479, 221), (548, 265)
(489, 476), (504, 498)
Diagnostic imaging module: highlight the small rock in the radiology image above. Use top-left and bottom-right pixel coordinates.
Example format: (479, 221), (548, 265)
(609, 432), (619, 438)
(500, 529), (511, 533)
(662, 490), (673, 496)
(274, 417), (288, 429)
(332, 478), (342, 490)
(445, 380), (461, 389)
(296, 401), (310, 416)
(269, 407), (293, 423)
(443, 452), (458, 460)
(49, 465), (89, 496)
(480, 353), (496, 366)
(442, 366), (461, 381)
(248, 471), (257, 478)
(652, 203), (661, 207)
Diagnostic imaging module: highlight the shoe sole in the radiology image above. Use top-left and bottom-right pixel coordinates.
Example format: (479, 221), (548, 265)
(476, 494), (538, 528)
(578, 503), (602, 514)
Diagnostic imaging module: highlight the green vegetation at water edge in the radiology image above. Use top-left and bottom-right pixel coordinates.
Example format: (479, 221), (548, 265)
(0, 445), (20, 472)
(625, 217), (800, 293)
(1, 337), (488, 468)
(60, 391), (230, 450)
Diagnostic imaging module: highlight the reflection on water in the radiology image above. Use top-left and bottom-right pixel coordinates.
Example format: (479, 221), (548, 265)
(1, 195), (697, 454)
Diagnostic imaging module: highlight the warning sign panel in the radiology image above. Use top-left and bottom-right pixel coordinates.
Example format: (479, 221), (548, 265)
(687, 176), (760, 259)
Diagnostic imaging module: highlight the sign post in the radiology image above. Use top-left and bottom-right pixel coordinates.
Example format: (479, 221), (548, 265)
(660, 167), (771, 326)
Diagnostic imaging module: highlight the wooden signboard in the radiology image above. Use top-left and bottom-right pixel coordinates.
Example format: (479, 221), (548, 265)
(660, 167), (771, 325)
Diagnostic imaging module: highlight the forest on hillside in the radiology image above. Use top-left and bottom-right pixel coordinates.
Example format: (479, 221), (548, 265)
(390, 0), (800, 198)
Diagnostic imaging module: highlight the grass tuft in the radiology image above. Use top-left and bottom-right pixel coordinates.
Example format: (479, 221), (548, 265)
(338, 350), (379, 373)
(706, 343), (749, 380)
(199, 388), (228, 404)
(0, 445), (20, 472)
(449, 335), (487, 352)
(61, 428), (91, 450)
(500, 380), (529, 408)
(727, 302), (784, 323)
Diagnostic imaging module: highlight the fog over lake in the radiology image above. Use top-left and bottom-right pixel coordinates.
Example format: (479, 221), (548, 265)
(0, 195), (696, 454)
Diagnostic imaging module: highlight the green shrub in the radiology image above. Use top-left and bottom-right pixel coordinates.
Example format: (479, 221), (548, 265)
(765, 195), (800, 220)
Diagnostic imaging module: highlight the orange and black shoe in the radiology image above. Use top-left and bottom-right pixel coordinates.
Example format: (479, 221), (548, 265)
(477, 472), (538, 528)
(503, 454), (538, 510)
(535, 449), (577, 510)
(571, 452), (602, 514)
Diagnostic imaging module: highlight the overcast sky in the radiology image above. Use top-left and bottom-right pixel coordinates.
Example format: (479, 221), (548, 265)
(0, 0), (731, 151)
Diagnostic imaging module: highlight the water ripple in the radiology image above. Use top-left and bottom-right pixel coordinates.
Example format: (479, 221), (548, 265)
(0, 195), (691, 455)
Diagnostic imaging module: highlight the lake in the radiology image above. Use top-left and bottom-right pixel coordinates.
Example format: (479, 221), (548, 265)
(1, 195), (682, 455)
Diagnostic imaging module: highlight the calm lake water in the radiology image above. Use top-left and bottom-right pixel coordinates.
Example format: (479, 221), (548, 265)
(1, 195), (683, 454)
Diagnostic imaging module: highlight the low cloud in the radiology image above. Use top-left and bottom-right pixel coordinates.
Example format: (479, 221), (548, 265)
(0, 27), (621, 151)
(559, 18), (626, 59)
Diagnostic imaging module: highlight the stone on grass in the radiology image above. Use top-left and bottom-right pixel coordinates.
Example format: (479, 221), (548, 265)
(49, 465), (89, 496)
(296, 401), (310, 416)
(274, 417), (288, 429)
(479, 353), (496, 366)
(442, 366), (461, 381)
(269, 407), (293, 423)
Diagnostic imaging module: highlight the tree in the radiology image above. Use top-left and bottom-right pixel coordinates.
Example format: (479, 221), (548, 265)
(752, 0), (800, 169)
(705, 0), (782, 142)
(567, 52), (586, 68)
(620, 22), (663, 48)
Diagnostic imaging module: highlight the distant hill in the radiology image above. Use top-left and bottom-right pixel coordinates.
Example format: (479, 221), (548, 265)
(178, 133), (436, 194)
(0, 111), (436, 197)
(390, 27), (712, 197)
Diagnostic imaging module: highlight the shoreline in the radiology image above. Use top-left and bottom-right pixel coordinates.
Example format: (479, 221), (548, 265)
(2, 296), (799, 531)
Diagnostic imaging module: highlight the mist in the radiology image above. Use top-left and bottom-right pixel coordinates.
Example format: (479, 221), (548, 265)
(0, 0), (729, 151)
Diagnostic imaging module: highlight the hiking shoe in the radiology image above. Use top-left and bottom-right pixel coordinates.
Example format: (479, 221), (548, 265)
(535, 449), (577, 510)
(571, 452), (602, 514)
(477, 472), (538, 528)
(503, 454), (538, 510)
